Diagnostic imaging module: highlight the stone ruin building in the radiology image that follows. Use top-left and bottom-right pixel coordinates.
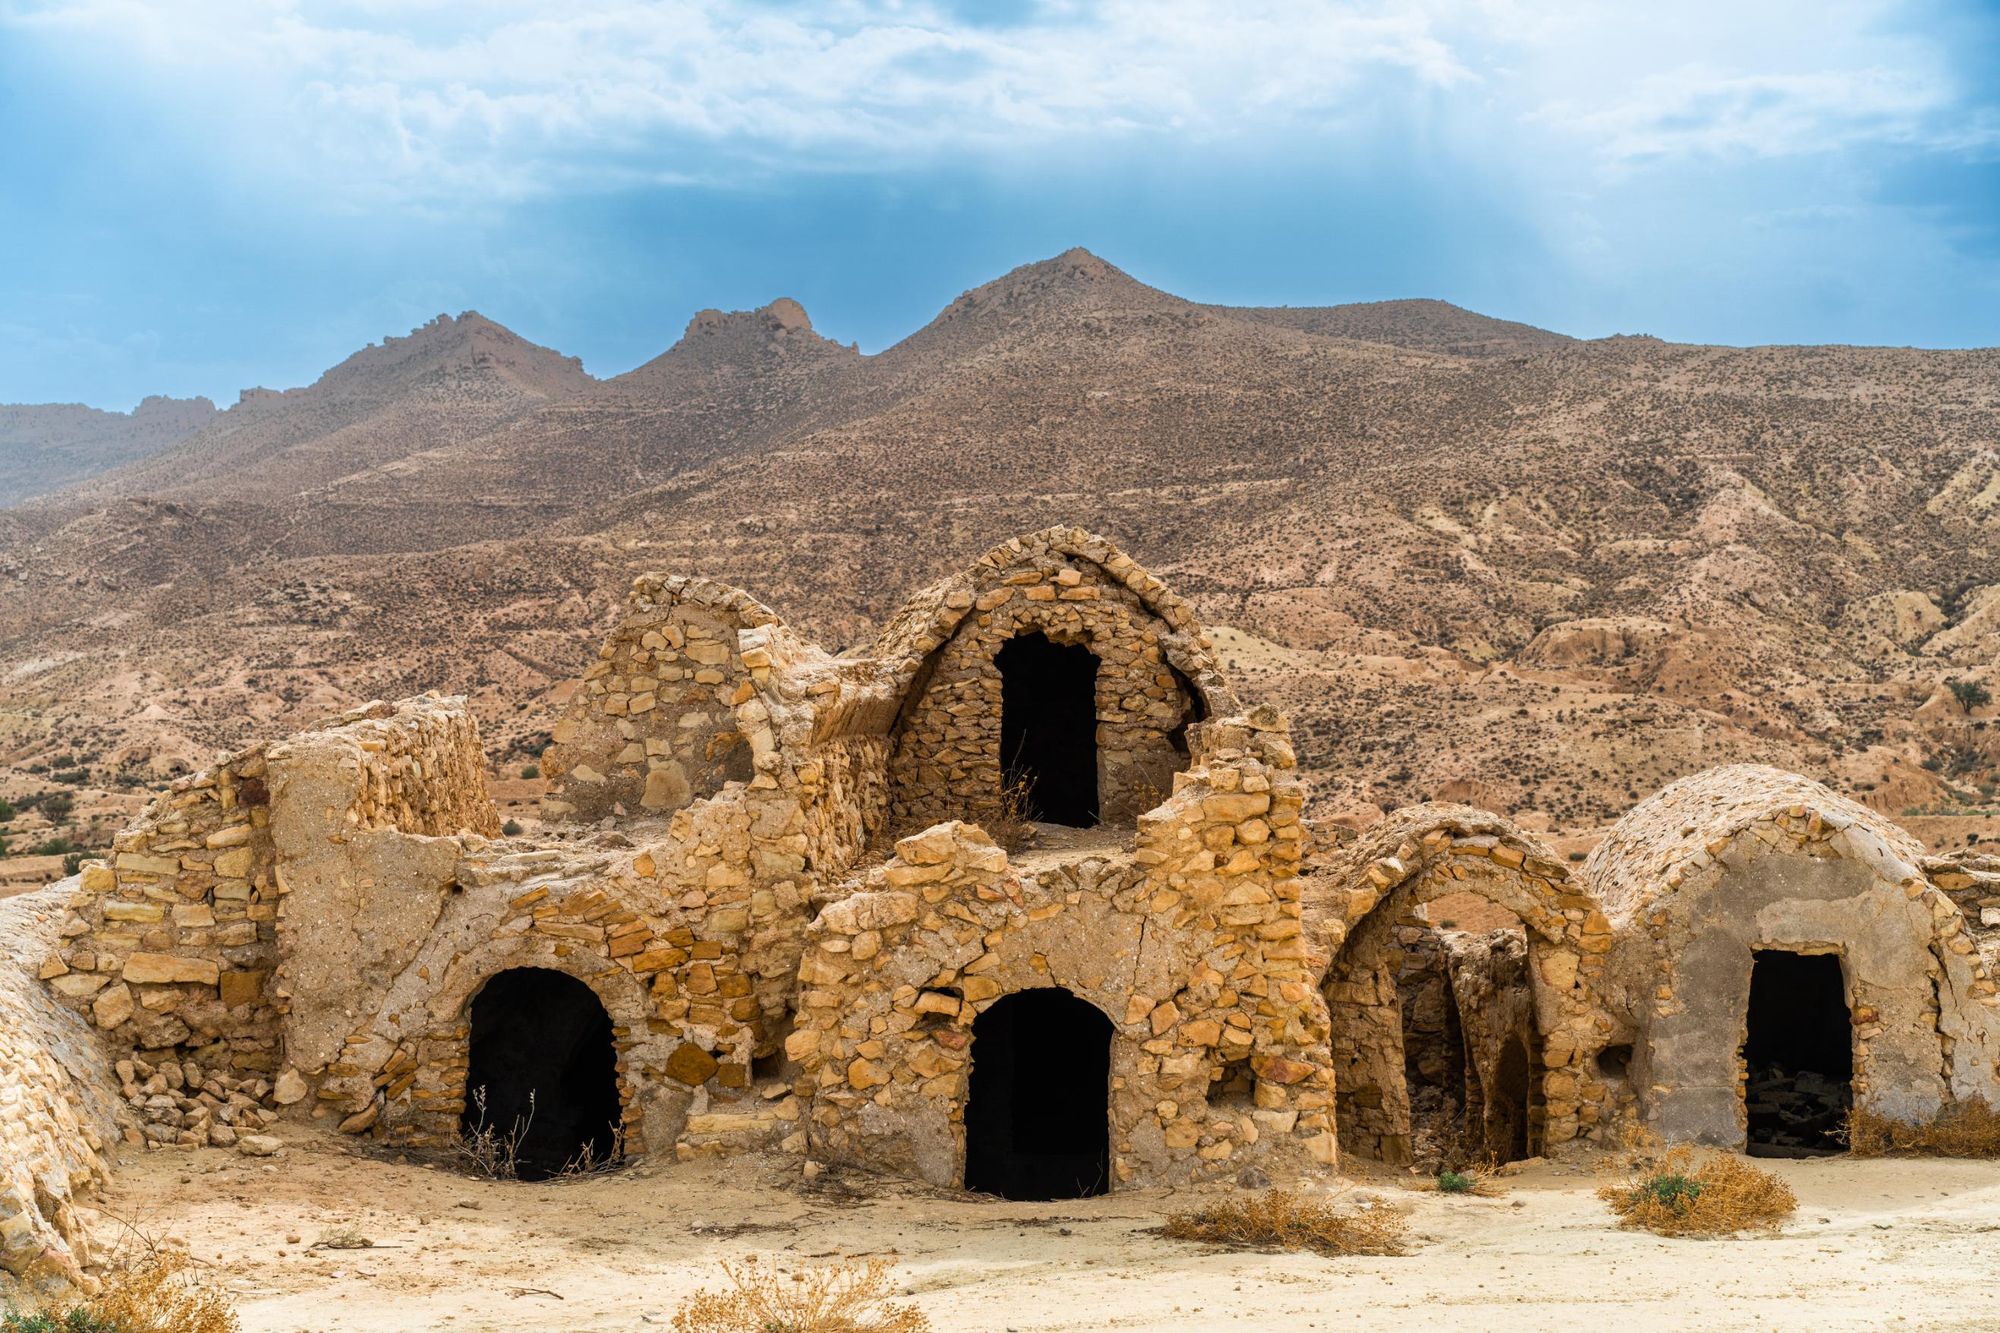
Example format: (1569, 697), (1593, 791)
(7, 525), (2000, 1290)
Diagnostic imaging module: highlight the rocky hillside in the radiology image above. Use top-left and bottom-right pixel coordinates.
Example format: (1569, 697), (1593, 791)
(2, 250), (1995, 834)
(0, 396), (215, 506)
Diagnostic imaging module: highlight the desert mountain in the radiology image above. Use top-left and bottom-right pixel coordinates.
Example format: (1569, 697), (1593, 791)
(0, 396), (215, 506)
(27, 313), (591, 526)
(2, 250), (1996, 835)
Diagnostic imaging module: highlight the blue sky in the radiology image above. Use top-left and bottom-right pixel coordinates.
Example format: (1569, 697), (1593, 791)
(3, 0), (1998, 410)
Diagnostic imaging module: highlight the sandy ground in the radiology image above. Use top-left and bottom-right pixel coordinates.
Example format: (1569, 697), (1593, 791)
(69, 1129), (2000, 1332)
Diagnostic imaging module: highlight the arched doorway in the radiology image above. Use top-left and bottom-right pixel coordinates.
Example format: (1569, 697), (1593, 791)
(997, 632), (1100, 827)
(462, 968), (623, 1181)
(964, 988), (1112, 1199)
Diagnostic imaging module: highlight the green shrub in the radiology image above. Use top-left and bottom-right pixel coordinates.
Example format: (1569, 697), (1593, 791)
(1639, 1171), (1703, 1214)
(500, 819), (523, 836)
(1950, 678), (1993, 714)
(520, 765), (540, 780)
(1436, 1170), (1476, 1194)
(3, 1311), (123, 1332)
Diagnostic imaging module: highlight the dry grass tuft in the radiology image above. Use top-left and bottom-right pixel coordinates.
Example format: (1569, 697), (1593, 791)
(1848, 1097), (2000, 1158)
(670, 1257), (931, 1333)
(1163, 1189), (1409, 1257)
(985, 777), (1038, 852)
(86, 1254), (239, 1333)
(1599, 1147), (1796, 1238)
(6, 1254), (241, 1333)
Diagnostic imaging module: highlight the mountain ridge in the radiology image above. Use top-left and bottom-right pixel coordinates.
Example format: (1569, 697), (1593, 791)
(1, 249), (1994, 836)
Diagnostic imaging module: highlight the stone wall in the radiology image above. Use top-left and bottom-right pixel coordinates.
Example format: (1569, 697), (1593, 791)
(879, 528), (1231, 833)
(42, 747), (283, 1085)
(309, 618), (895, 1164)
(1, 886), (122, 1296)
(1443, 929), (1538, 1163)
(541, 576), (774, 822)
(793, 709), (1336, 1187)
(1320, 806), (1617, 1162)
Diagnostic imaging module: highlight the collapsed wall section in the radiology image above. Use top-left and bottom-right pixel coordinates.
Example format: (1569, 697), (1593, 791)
(1318, 806), (1617, 1161)
(40, 746), (283, 1083)
(540, 576), (776, 822)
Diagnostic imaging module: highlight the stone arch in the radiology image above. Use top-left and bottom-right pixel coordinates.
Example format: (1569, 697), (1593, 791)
(1317, 805), (1613, 1162)
(461, 967), (624, 1179)
(963, 985), (1115, 1199)
(400, 935), (662, 1157)
(876, 527), (1237, 832)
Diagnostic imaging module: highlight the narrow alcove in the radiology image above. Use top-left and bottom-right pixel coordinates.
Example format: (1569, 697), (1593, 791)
(997, 632), (1100, 827)
(1742, 950), (1853, 1157)
(1399, 931), (1473, 1162)
(963, 988), (1112, 1200)
(462, 968), (623, 1181)
(1487, 1036), (1533, 1162)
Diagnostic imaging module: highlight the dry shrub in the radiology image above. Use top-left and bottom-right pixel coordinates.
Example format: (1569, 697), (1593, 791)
(1599, 1147), (1796, 1238)
(87, 1254), (238, 1333)
(985, 777), (1037, 852)
(670, 1257), (930, 1333)
(1848, 1097), (2000, 1158)
(1163, 1189), (1408, 1258)
(7, 1254), (240, 1333)
(454, 1086), (530, 1179)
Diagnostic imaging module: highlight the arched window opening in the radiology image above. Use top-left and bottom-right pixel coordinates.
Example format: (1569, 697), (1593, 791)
(997, 633), (1100, 828)
(964, 988), (1112, 1200)
(462, 968), (623, 1181)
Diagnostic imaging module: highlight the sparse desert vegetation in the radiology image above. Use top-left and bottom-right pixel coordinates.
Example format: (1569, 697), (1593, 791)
(1599, 1148), (1798, 1238)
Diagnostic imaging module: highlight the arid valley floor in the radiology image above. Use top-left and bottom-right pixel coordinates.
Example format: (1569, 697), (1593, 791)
(77, 1134), (2000, 1332)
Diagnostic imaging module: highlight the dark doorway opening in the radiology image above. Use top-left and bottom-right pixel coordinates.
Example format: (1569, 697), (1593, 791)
(964, 988), (1112, 1200)
(462, 968), (623, 1181)
(997, 632), (1100, 828)
(1742, 950), (1852, 1157)
(1488, 1036), (1533, 1162)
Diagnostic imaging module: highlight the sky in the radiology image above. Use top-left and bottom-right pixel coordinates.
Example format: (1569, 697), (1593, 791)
(3, 0), (1999, 410)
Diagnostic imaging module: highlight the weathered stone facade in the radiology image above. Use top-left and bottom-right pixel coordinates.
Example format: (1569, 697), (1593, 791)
(879, 529), (1230, 832)
(13, 529), (2000, 1266)
(1586, 765), (2000, 1148)
(1315, 805), (1619, 1162)
(792, 707), (1333, 1187)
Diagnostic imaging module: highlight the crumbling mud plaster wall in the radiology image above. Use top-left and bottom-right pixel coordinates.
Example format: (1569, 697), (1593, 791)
(793, 710), (1336, 1188)
(877, 528), (1234, 833)
(1, 886), (122, 1295)
(1317, 805), (1618, 1162)
(540, 576), (775, 822)
(269, 694), (500, 1083)
(1589, 765), (2000, 1147)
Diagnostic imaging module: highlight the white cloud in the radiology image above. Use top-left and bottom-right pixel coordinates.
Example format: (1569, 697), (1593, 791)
(3, 0), (1993, 206)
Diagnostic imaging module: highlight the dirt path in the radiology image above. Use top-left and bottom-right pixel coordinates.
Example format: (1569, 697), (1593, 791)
(77, 1131), (2000, 1331)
